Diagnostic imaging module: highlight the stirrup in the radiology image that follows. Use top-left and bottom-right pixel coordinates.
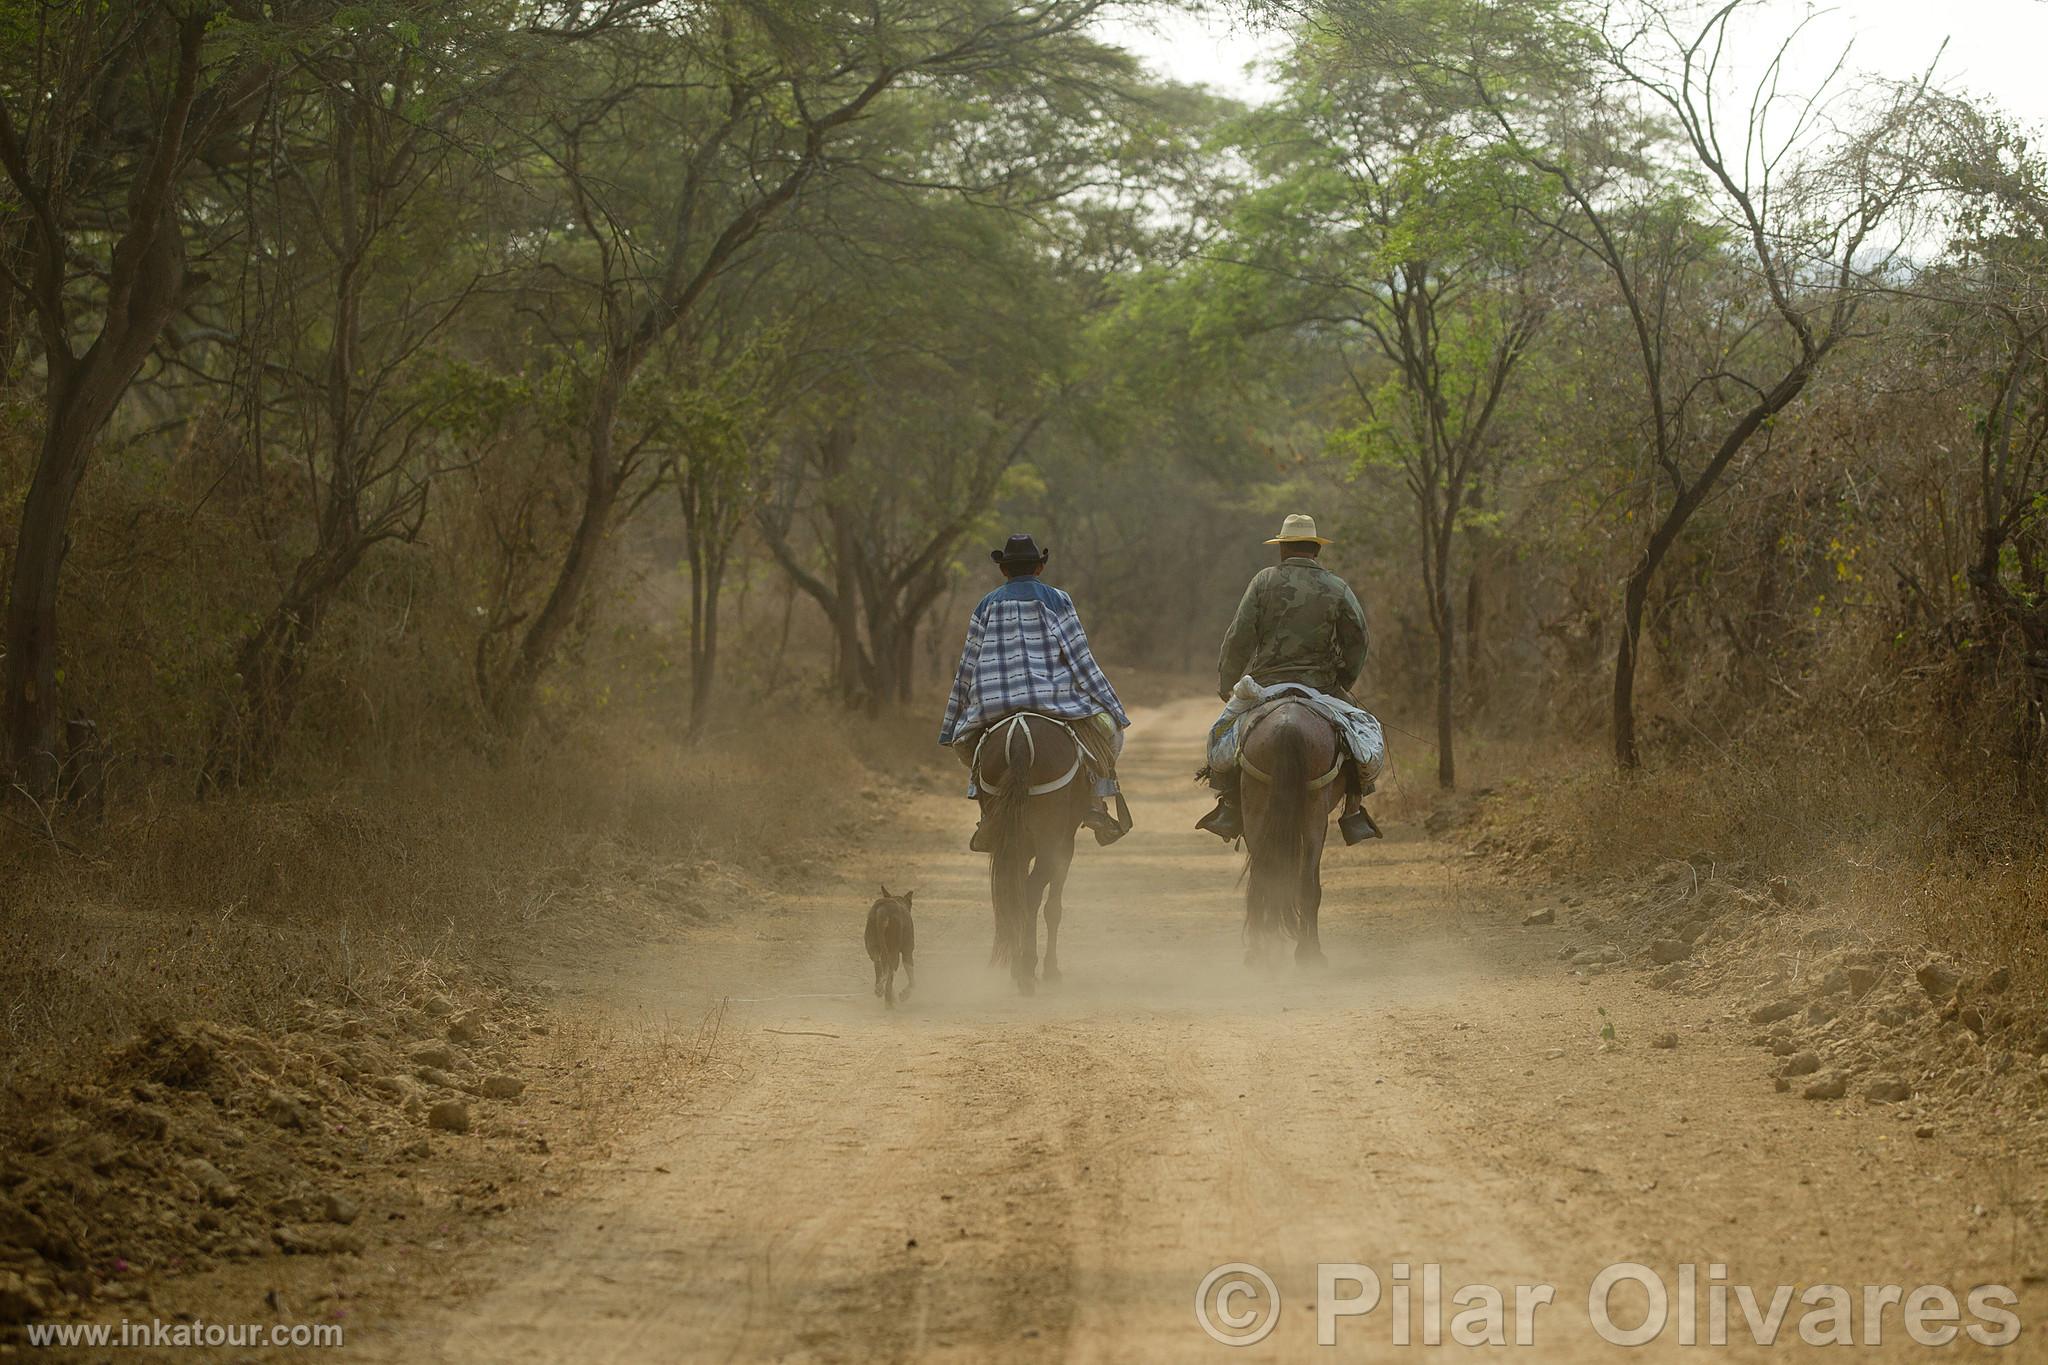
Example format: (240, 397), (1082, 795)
(1081, 801), (1126, 847)
(1339, 807), (1382, 845)
(1195, 799), (1242, 842)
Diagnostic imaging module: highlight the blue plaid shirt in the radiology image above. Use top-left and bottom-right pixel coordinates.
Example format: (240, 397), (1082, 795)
(938, 578), (1129, 745)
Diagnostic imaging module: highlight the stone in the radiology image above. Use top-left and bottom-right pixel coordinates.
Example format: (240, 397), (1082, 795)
(273, 1224), (364, 1256)
(181, 1158), (241, 1208)
(480, 1075), (524, 1100)
(415, 1067), (458, 1090)
(1864, 1076), (1912, 1103)
(1648, 939), (1691, 964)
(422, 994), (454, 1017)
(410, 1045), (457, 1070)
(1915, 959), (1962, 1001)
(320, 1192), (360, 1225)
(0, 1271), (47, 1325)
(113, 1103), (172, 1141)
(262, 1089), (311, 1130)
(374, 1074), (425, 1105)
(1781, 1051), (1822, 1077)
(1802, 1072), (1848, 1100)
(1749, 999), (1802, 1025)
(0, 1199), (50, 1257)
(1522, 907), (1555, 926)
(1845, 965), (1879, 997)
(427, 1100), (470, 1133)
(447, 1011), (485, 1043)
(1650, 1032), (1679, 1050)
(1570, 946), (1621, 967)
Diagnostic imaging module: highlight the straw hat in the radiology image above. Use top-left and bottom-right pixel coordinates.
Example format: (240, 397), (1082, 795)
(1264, 513), (1332, 546)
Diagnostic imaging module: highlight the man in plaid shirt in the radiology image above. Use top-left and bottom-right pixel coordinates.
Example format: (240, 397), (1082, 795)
(941, 534), (1130, 849)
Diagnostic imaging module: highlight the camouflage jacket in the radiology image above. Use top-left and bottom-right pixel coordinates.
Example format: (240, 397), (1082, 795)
(1216, 557), (1369, 700)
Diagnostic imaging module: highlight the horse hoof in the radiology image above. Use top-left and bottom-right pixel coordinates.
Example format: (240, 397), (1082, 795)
(1296, 946), (1328, 968)
(1041, 965), (1061, 985)
(1016, 975), (1036, 997)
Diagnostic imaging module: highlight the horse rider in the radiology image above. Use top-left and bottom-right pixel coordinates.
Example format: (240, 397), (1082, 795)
(1197, 513), (1375, 843)
(940, 534), (1131, 851)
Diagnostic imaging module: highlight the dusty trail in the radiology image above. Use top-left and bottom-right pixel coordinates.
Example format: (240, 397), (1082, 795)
(360, 700), (2032, 1361)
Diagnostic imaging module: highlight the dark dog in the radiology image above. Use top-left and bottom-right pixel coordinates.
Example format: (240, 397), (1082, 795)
(865, 887), (916, 1008)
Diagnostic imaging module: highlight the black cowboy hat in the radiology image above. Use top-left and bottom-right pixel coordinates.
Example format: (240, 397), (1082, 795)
(990, 533), (1050, 568)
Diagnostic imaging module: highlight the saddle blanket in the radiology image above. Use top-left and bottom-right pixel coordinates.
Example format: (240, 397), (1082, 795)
(1207, 676), (1386, 787)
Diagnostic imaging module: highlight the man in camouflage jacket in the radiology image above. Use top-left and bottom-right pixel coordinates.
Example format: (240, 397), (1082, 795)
(1198, 513), (1370, 840)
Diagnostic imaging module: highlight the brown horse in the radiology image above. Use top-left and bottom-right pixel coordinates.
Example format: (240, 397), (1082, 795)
(973, 713), (1090, 994)
(1238, 700), (1344, 965)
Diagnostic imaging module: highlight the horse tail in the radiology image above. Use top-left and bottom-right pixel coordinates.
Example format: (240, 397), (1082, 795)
(1246, 721), (1310, 941)
(985, 719), (1034, 947)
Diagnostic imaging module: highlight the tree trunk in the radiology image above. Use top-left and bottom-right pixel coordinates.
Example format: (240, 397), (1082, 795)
(485, 387), (623, 730)
(1435, 578), (1456, 790)
(205, 594), (326, 788)
(1612, 560), (1652, 770)
(686, 550), (725, 740)
(2, 417), (95, 794)
(1610, 364), (1819, 770)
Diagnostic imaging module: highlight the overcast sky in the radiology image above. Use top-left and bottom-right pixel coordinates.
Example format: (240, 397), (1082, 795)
(1098, 2), (2048, 130)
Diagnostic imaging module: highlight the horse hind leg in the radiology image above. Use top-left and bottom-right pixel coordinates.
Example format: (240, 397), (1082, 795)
(1011, 851), (1040, 995)
(1039, 820), (1079, 985)
(1041, 883), (1064, 984)
(1295, 860), (1328, 967)
(1024, 857), (1060, 984)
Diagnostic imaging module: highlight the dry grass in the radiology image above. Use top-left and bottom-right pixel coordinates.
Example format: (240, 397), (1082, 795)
(0, 707), (890, 1098)
(1448, 723), (2048, 990)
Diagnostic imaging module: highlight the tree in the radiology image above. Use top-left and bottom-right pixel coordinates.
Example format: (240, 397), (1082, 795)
(1898, 95), (2048, 785)
(201, 4), (518, 784)
(475, 0), (1128, 731)
(1462, 0), (1933, 766)
(1193, 41), (1555, 786)
(0, 1), (274, 792)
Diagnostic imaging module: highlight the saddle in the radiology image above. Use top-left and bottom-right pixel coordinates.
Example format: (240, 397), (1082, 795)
(1236, 700), (1378, 843)
(972, 713), (1084, 797)
(1237, 699), (1344, 789)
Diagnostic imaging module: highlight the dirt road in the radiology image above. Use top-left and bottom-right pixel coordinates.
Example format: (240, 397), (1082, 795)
(358, 699), (2035, 1361)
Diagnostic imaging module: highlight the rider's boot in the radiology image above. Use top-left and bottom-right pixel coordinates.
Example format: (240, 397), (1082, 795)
(1082, 789), (1132, 846)
(1338, 804), (1382, 845)
(1337, 759), (1380, 845)
(1195, 772), (1243, 841)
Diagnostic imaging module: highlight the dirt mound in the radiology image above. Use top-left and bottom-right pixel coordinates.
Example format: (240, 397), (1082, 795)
(0, 979), (548, 1333)
(1456, 786), (2048, 1149)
